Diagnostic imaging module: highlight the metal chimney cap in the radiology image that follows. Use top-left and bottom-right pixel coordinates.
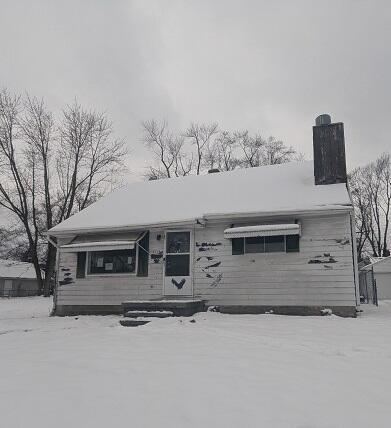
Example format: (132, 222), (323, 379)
(315, 114), (331, 126)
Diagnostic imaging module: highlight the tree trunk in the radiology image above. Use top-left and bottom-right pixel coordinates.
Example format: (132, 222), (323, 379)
(43, 243), (56, 296)
(31, 251), (44, 295)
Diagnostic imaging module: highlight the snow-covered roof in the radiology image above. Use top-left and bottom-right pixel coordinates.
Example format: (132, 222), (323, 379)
(361, 256), (391, 271)
(0, 259), (38, 280)
(49, 161), (352, 235)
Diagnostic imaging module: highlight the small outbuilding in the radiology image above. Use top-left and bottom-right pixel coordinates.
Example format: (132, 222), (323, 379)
(361, 257), (391, 300)
(0, 259), (40, 297)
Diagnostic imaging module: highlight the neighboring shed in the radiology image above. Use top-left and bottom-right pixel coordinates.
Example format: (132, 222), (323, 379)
(0, 259), (40, 297)
(361, 257), (391, 300)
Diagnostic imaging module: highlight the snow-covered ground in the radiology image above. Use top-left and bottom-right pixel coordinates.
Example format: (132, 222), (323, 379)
(1, 298), (391, 428)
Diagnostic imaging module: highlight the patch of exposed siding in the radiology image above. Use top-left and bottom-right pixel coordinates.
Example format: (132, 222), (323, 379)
(193, 213), (356, 307)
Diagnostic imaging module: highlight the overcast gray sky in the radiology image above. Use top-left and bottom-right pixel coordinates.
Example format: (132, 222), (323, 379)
(1, 0), (390, 181)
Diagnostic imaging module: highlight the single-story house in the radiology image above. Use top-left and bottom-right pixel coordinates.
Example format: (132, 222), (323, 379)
(361, 256), (391, 300)
(0, 259), (40, 297)
(48, 114), (359, 317)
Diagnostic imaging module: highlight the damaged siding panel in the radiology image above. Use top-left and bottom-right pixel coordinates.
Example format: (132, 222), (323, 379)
(194, 213), (356, 307)
(56, 230), (164, 306)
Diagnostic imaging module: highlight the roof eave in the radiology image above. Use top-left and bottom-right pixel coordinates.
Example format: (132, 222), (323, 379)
(46, 204), (353, 238)
(46, 218), (201, 238)
(204, 204), (353, 221)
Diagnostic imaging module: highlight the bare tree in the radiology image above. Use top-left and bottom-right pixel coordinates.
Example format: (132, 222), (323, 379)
(142, 120), (183, 179)
(184, 123), (219, 174)
(142, 119), (298, 177)
(262, 137), (296, 165)
(0, 90), (44, 289)
(236, 131), (265, 168)
(349, 168), (370, 260)
(237, 132), (297, 168)
(349, 153), (391, 259)
(204, 131), (238, 171)
(0, 90), (127, 295)
(18, 95), (56, 293)
(56, 102), (126, 221)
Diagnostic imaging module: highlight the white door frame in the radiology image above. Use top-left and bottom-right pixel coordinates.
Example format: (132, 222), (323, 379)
(163, 229), (194, 297)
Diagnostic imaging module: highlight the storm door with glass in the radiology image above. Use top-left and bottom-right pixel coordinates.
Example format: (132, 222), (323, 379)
(163, 231), (193, 296)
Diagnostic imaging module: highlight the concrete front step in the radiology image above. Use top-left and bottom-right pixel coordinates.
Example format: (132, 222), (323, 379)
(120, 319), (150, 327)
(124, 310), (174, 318)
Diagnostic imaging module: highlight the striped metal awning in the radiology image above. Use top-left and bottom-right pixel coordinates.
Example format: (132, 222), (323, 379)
(224, 224), (300, 239)
(60, 240), (136, 253)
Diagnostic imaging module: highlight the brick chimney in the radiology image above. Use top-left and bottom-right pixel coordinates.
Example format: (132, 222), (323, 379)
(313, 114), (347, 185)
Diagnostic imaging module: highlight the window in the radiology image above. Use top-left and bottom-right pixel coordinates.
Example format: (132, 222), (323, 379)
(165, 231), (191, 277)
(88, 249), (136, 274)
(137, 232), (149, 277)
(286, 235), (300, 252)
(166, 231), (190, 253)
(166, 254), (190, 276)
(76, 252), (86, 278)
(232, 237), (245, 255)
(265, 235), (285, 252)
(245, 237), (265, 253)
(231, 235), (299, 255)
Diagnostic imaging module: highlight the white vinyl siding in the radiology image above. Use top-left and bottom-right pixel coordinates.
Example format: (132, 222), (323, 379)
(193, 213), (356, 307)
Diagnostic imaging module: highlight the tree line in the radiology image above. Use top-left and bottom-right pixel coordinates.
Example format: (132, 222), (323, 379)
(141, 120), (301, 179)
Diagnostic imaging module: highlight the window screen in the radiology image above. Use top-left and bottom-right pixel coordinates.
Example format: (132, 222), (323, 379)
(89, 249), (136, 274)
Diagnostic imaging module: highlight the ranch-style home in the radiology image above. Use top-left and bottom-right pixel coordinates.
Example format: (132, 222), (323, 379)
(48, 115), (359, 317)
(0, 259), (41, 297)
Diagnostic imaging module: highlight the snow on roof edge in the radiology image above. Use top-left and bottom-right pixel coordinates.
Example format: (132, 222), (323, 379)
(48, 204), (353, 236)
(361, 256), (391, 269)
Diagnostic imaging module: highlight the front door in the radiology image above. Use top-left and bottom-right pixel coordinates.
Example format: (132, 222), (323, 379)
(164, 231), (193, 296)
